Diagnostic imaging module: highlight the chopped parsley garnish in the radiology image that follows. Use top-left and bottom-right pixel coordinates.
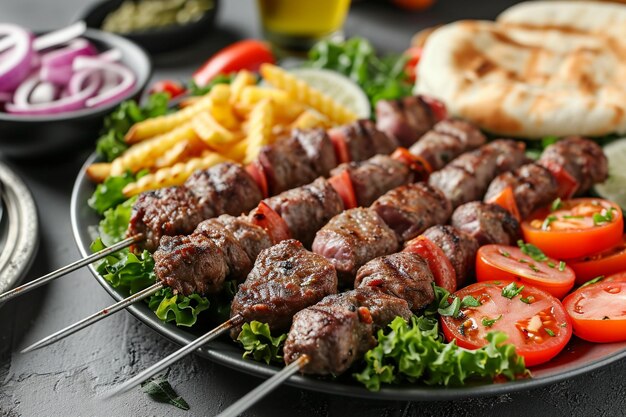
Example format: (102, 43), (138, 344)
(547, 261), (556, 269)
(558, 261), (566, 272)
(529, 264), (540, 273)
(542, 215), (557, 230)
(461, 295), (482, 308)
(499, 250), (511, 258)
(592, 208), (615, 226)
(438, 296), (461, 318)
(551, 198), (563, 211)
(482, 315), (502, 328)
(517, 240), (548, 262)
(562, 215), (584, 220)
(501, 282), (525, 299)
(520, 296), (534, 304)
(545, 328), (555, 337)
(580, 275), (605, 288)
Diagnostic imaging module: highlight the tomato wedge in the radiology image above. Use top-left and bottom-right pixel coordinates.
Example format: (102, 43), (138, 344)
(522, 198), (623, 260)
(328, 170), (358, 210)
(193, 40), (275, 87)
(440, 281), (572, 367)
(476, 245), (575, 299)
(391, 147), (432, 182)
(149, 80), (186, 99)
(568, 235), (626, 284)
(403, 46), (422, 83)
(541, 161), (579, 199)
(563, 280), (626, 343)
(246, 161), (269, 199)
(404, 235), (456, 292)
(485, 186), (521, 222)
(249, 201), (291, 244)
(421, 95), (447, 122)
(605, 271), (626, 283)
(328, 128), (351, 164)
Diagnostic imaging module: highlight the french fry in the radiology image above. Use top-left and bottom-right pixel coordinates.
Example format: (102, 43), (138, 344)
(192, 111), (240, 147)
(244, 99), (274, 165)
(239, 86), (304, 122)
(230, 70), (257, 103)
(111, 123), (197, 176)
(219, 138), (248, 163)
(122, 152), (230, 197)
(153, 136), (208, 169)
(260, 63), (358, 124)
(86, 162), (112, 183)
(291, 109), (331, 130)
(124, 84), (231, 144)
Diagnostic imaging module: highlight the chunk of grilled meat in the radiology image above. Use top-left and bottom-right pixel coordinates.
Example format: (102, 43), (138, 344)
(428, 139), (528, 208)
(331, 155), (413, 207)
(355, 252), (435, 312)
(375, 96), (436, 147)
(283, 288), (412, 375)
(538, 136), (608, 195)
(451, 202), (521, 246)
(371, 182), (452, 243)
(128, 186), (206, 252)
(230, 239), (338, 338)
(409, 119), (486, 172)
(484, 163), (559, 219)
(258, 129), (337, 196)
(312, 208), (399, 285)
(422, 225), (479, 287)
(263, 177), (344, 248)
(328, 119), (397, 162)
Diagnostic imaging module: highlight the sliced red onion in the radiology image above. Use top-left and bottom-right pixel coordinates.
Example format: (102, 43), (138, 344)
(0, 91), (12, 102)
(12, 72), (39, 106)
(97, 48), (122, 63)
(33, 21), (86, 51)
(74, 59), (135, 108)
(40, 38), (96, 85)
(30, 81), (58, 104)
(0, 24), (33, 92)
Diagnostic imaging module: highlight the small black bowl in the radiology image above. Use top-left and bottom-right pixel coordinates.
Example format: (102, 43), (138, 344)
(0, 29), (152, 159)
(81, 0), (219, 54)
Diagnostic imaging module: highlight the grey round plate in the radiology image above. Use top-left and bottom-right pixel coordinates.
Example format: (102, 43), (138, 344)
(71, 153), (626, 400)
(0, 162), (39, 300)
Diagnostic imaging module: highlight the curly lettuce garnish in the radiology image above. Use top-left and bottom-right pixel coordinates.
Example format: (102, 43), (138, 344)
(148, 287), (210, 327)
(91, 238), (155, 294)
(354, 316), (529, 391)
(237, 321), (287, 364)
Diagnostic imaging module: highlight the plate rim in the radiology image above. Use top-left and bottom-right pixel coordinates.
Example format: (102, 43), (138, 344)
(70, 152), (626, 401)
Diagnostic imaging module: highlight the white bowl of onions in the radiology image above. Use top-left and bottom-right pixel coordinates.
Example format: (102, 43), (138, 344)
(0, 21), (151, 158)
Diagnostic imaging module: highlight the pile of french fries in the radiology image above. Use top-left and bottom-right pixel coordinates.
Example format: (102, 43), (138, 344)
(86, 64), (359, 197)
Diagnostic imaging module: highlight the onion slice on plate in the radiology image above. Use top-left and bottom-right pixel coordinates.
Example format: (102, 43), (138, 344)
(40, 38), (97, 85)
(74, 58), (135, 108)
(33, 21), (86, 51)
(0, 24), (34, 92)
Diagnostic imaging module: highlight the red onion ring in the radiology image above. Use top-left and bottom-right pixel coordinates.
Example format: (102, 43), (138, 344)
(0, 24), (34, 92)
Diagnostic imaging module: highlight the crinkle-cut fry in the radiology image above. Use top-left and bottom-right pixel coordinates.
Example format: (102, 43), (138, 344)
(111, 123), (197, 176)
(122, 152), (230, 197)
(209, 99), (239, 130)
(230, 70), (257, 103)
(239, 86), (304, 122)
(86, 162), (112, 183)
(192, 111), (240, 147)
(244, 99), (274, 165)
(260, 63), (358, 124)
(291, 109), (331, 130)
(124, 84), (231, 144)
(220, 139), (248, 163)
(153, 135), (208, 169)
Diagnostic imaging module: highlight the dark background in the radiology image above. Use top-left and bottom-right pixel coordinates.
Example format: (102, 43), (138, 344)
(1, 0), (625, 416)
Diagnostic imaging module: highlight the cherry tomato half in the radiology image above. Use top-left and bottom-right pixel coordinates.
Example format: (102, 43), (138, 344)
(328, 170), (358, 210)
(485, 185), (521, 222)
(568, 235), (626, 284)
(327, 128), (352, 164)
(522, 198), (623, 260)
(541, 161), (579, 199)
(563, 280), (626, 343)
(440, 281), (572, 367)
(192, 40), (275, 87)
(403, 46), (422, 83)
(246, 161), (269, 199)
(391, 147), (432, 182)
(421, 95), (447, 122)
(404, 235), (456, 292)
(249, 201), (291, 244)
(149, 80), (186, 99)
(476, 245), (575, 299)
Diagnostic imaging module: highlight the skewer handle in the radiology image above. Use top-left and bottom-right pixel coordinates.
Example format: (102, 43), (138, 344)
(106, 314), (245, 397)
(0, 234), (142, 304)
(21, 281), (164, 353)
(217, 355), (309, 417)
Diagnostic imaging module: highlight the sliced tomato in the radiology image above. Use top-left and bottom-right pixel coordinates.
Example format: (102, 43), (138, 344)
(249, 201), (290, 244)
(605, 271), (626, 283)
(568, 235), (626, 284)
(403, 46), (422, 83)
(192, 40), (275, 87)
(149, 80), (186, 99)
(328, 128), (351, 164)
(246, 161), (269, 198)
(391, 147), (432, 182)
(328, 170), (357, 210)
(522, 198), (623, 260)
(476, 245), (575, 299)
(440, 281), (572, 367)
(421, 95), (447, 122)
(541, 161), (579, 199)
(404, 235), (456, 292)
(485, 186), (521, 221)
(563, 280), (626, 343)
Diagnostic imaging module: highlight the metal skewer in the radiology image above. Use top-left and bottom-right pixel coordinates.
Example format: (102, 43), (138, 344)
(0, 234), (142, 303)
(217, 355), (309, 417)
(21, 281), (163, 353)
(105, 314), (245, 398)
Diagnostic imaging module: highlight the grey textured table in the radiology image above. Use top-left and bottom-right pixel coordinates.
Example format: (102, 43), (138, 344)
(1, 1), (626, 416)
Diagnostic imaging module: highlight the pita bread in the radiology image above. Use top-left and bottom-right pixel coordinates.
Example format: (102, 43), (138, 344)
(415, 3), (626, 138)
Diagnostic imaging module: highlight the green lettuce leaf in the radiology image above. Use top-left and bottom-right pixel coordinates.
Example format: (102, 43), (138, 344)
(353, 316), (529, 391)
(237, 321), (287, 364)
(88, 172), (136, 215)
(91, 238), (155, 294)
(187, 74), (235, 96)
(148, 287), (210, 327)
(97, 196), (136, 246)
